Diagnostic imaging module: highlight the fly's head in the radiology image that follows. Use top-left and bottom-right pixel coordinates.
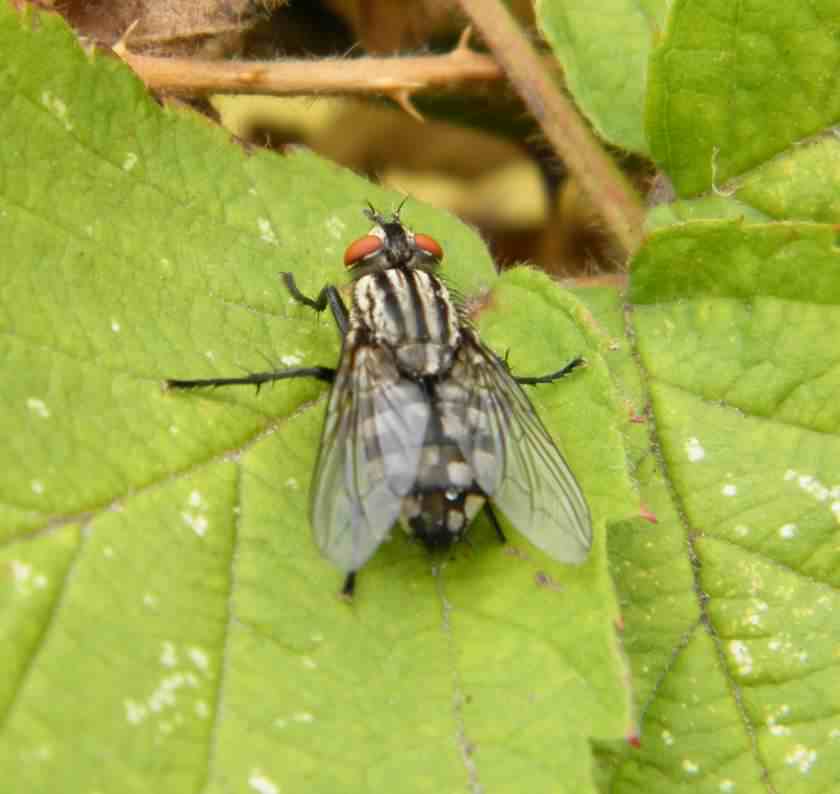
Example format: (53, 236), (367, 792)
(343, 203), (443, 278)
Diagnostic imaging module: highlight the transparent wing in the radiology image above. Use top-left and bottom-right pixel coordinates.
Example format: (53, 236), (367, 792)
(448, 337), (592, 563)
(310, 335), (430, 572)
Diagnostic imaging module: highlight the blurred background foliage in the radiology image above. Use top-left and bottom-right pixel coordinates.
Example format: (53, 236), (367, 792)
(60, 0), (643, 276)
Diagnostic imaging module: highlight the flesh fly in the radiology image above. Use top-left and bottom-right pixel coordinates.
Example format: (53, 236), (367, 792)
(167, 205), (592, 596)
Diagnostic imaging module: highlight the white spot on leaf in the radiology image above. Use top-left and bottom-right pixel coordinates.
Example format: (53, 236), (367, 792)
(767, 704), (791, 736)
(249, 771), (279, 794)
(779, 523), (797, 539)
(722, 484), (737, 497)
(148, 673), (186, 712)
(181, 511), (208, 537)
(188, 646), (209, 673)
(280, 352), (304, 366)
(791, 471), (833, 502)
(11, 561), (32, 593)
(785, 744), (817, 773)
(257, 217), (278, 245)
(729, 640), (753, 675)
(125, 699), (147, 724)
(27, 398), (50, 418)
(160, 642), (178, 668)
(685, 437), (705, 462)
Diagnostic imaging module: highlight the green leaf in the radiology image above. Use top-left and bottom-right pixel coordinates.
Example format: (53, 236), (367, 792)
(0, 5), (632, 792)
(647, 0), (840, 196)
(645, 196), (770, 233)
(602, 221), (840, 793)
(734, 135), (840, 224)
(537, 0), (668, 155)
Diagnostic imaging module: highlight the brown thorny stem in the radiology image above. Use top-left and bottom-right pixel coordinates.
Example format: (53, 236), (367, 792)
(456, 0), (646, 257)
(114, 26), (500, 121)
(115, 14), (644, 257)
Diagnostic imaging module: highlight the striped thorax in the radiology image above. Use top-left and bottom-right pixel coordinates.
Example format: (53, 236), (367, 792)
(352, 268), (461, 376)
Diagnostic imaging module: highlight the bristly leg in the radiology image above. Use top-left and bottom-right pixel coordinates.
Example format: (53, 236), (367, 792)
(281, 272), (349, 335)
(166, 272), (347, 393)
(484, 504), (507, 544)
(166, 366), (335, 392)
(341, 571), (357, 599)
(515, 356), (585, 386)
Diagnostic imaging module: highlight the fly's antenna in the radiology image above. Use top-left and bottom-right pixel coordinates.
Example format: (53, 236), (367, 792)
(364, 197), (409, 227)
(393, 196), (408, 221)
(364, 201), (387, 227)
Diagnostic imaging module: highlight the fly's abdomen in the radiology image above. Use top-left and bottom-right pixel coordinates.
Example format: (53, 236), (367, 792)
(352, 268), (461, 376)
(399, 410), (486, 550)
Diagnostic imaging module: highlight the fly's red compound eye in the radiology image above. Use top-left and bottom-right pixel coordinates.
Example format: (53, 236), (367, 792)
(414, 234), (443, 260)
(343, 235), (383, 268)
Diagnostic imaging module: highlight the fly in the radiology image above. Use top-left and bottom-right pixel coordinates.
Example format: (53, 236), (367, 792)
(166, 204), (592, 596)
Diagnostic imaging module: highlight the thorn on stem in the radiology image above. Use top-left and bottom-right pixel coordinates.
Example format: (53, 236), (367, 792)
(393, 89), (424, 122)
(455, 26), (474, 54)
(113, 19), (141, 57)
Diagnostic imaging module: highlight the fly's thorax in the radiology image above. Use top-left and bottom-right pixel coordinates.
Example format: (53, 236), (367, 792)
(351, 267), (462, 376)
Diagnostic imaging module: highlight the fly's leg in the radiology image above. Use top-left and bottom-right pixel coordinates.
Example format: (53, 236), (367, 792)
(341, 571), (357, 599)
(166, 366), (335, 392)
(514, 356), (585, 386)
(281, 272), (349, 335)
(484, 504), (507, 544)
(166, 272), (347, 392)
